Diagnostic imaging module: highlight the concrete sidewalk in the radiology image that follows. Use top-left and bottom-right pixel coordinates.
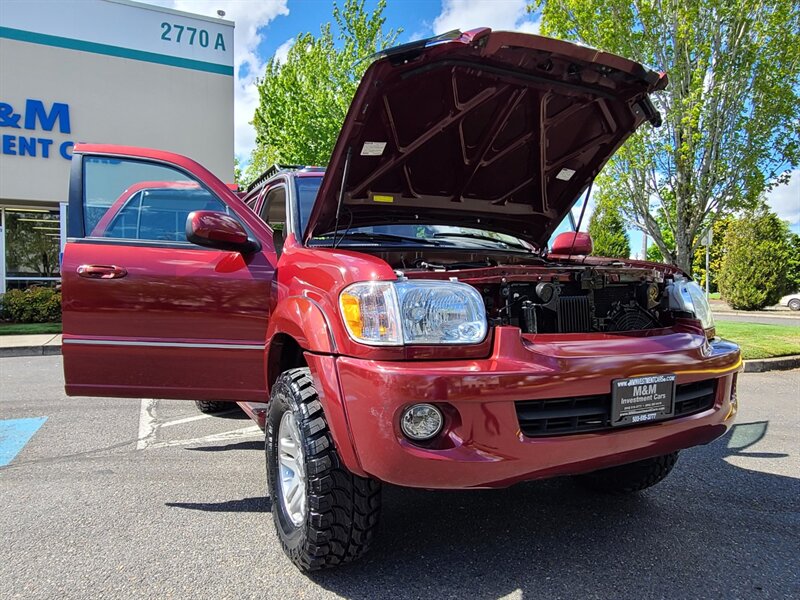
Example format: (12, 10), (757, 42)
(0, 334), (62, 357)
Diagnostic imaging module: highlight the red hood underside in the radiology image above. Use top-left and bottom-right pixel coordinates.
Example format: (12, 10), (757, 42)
(305, 28), (667, 247)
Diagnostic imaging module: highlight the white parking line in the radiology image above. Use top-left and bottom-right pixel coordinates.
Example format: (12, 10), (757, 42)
(145, 425), (262, 449)
(135, 399), (262, 450)
(160, 412), (228, 428)
(136, 399), (158, 450)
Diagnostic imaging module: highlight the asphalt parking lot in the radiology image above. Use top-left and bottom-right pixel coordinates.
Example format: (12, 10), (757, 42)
(1, 356), (798, 600)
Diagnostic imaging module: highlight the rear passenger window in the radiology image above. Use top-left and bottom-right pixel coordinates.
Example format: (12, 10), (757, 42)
(83, 157), (228, 242)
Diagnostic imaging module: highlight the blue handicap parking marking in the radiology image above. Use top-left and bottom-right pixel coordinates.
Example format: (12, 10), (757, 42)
(0, 417), (47, 466)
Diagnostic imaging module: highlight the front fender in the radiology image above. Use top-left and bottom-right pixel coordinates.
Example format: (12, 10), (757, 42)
(265, 298), (367, 476)
(266, 296), (336, 354)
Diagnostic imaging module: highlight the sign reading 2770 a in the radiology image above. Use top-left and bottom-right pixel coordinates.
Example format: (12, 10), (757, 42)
(160, 21), (226, 51)
(0, 99), (74, 160)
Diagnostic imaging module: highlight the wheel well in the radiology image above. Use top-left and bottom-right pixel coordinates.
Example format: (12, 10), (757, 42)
(267, 333), (307, 393)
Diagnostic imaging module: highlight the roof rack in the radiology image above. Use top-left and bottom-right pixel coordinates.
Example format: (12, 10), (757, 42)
(245, 164), (306, 193)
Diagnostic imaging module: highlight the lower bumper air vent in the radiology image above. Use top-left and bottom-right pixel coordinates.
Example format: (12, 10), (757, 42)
(516, 379), (718, 437)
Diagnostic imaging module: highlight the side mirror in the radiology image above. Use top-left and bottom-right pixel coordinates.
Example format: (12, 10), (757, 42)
(551, 231), (593, 255)
(186, 211), (260, 253)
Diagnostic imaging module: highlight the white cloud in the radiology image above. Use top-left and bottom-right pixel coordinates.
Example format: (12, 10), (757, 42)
(432, 0), (540, 36)
(144, 0), (289, 160)
(766, 169), (800, 232)
(272, 37), (294, 65)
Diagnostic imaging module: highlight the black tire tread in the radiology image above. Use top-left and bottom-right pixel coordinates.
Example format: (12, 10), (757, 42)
(269, 368), (381, 571)
(576, 452), (679, 494)
(194, 400), (232, 414)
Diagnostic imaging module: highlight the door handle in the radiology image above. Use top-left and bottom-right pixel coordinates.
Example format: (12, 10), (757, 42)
(77, 264), (128, 279)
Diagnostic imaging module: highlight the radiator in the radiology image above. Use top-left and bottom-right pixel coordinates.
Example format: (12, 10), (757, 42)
(557, 295), (592, 333)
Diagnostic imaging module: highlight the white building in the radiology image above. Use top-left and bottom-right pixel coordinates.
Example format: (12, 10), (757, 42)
(0, 0), (234, 291)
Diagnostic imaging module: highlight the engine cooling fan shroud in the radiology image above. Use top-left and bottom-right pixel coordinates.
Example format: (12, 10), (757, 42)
(604, 302), (661, 332)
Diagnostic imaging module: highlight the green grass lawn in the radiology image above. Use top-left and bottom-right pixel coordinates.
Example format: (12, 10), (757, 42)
(715, 321), (800, 360)
(0, 322), (62, 336)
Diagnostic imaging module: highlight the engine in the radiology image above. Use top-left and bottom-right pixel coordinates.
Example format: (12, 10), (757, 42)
(376, 250), (673, 335)
(477, 269), (665, 334)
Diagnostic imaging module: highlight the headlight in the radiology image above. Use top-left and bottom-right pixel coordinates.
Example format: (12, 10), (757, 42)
(339, 280), (487, 346)
(339, 281), (402, 345)
(668, 278), (715, 335)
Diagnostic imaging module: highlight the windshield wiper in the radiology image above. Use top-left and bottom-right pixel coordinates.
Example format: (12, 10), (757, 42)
(431, 232), (533, 251)
(315, 232), (443, 246)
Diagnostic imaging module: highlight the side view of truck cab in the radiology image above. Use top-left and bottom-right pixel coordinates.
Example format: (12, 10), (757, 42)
(61, 29), (741, 571)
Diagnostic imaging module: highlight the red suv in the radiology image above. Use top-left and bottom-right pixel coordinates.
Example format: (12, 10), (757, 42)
(61, 30), (741, 571)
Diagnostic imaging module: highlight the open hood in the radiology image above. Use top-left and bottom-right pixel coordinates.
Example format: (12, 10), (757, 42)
(304, 29), (667, 247)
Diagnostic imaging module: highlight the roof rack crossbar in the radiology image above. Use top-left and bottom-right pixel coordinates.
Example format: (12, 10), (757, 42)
(245, 164), (306, 193)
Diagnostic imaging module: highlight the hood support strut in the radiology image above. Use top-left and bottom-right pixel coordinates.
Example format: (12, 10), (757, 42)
(332, 146), (353, 248)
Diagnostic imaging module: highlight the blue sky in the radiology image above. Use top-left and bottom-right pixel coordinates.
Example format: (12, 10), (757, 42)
(147, 0), (798, 251)
(150, 0), (539, 160)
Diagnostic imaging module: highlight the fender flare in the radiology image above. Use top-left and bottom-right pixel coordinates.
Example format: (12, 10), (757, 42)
(265, 297), (366, 476)
(266, 296), (336, 355)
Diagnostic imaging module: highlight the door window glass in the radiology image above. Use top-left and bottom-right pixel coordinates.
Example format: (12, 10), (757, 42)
(260, 187), (286, 230)
(260, 186), (286, 254)
(295, 177), (321, 232)
(83, 157), (227, 242)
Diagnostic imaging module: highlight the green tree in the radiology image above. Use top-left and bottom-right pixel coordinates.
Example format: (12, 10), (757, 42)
(691, 216), (732, 291)
(587, 197), (631, 257)
(536, 0), (800, 273)
(717, 207), (793, 309)
(233, 156), (243, 188)
(786, 232), (800, 293)
(644, 209), (675, 262)
(646, 243), (664, 263)
(246, 0), (400, 182)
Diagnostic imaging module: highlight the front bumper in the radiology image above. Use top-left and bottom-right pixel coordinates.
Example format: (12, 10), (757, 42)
(311, 326), (741, 489)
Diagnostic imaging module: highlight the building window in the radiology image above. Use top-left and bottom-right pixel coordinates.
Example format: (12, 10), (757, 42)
(3, 208), (61, 289)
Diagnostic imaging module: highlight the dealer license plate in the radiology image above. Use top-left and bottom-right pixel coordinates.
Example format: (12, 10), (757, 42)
(611, 374), (676, 427)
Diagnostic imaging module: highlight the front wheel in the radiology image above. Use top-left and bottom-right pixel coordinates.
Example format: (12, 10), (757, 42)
(575, 452), (679, 494)
(788, 298), (800, 311)
(266, 368), (381, 571)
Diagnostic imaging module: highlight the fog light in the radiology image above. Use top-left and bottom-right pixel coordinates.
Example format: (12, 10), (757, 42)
(400, 403), (443, 441)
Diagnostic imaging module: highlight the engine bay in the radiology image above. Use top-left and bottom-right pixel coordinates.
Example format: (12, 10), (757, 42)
(477, 276), (665, 334)
(379, 250), (677, 335)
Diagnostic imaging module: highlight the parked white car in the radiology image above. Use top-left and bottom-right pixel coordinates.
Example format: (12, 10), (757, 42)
(779, 292), (800, 311)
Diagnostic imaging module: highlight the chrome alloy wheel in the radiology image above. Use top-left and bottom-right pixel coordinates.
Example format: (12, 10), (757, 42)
(278, 411), (307, 526)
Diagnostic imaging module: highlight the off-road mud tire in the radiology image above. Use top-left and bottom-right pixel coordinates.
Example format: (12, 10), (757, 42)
(266, 367), (381, 571)
(576, 452), (679, 494)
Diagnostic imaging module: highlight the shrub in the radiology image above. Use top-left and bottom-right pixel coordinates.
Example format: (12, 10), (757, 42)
(0, 286), (62, 323)
(718, 207), (792, 310)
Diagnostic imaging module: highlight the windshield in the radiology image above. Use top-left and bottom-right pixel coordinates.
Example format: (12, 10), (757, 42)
(548, 213), (575, 246)
(295, 176), (534, 252)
